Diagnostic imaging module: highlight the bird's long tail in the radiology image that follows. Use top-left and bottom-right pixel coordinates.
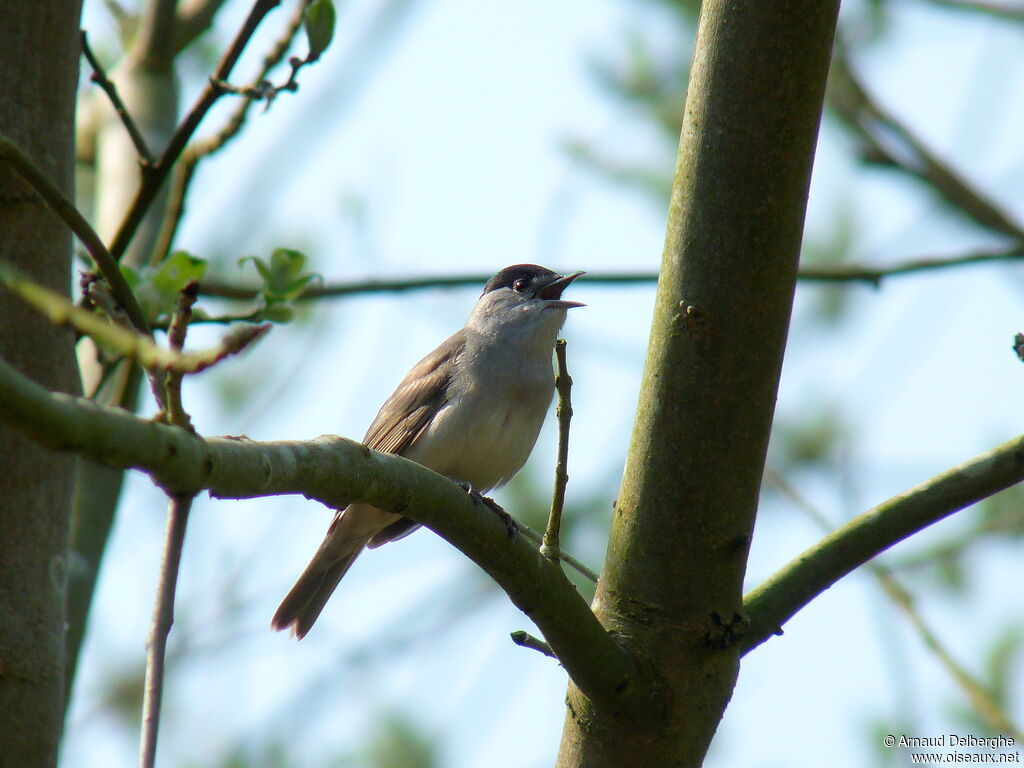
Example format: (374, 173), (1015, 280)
(271, 541), (367, 639)
(273, 504), (404, 639)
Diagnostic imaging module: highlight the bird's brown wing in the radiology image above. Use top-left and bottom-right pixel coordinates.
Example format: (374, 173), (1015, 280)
(362, 329), (462, 454)
(273, 332), (465, 637)
(361, 329), (465, 548)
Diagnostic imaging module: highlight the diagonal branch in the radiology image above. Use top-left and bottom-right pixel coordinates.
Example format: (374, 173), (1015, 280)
(108, 0), (283, 263)
(80, 31), (154, 164)
(765, 468), (1024, 740)
(742, 435), (1024, 654)
(0, 355), (633, 710)
(0, 262), (269, 376)
(154, 0), (308, 263)
(0, 134), (150, 334)
(830, 46), (1024, 242)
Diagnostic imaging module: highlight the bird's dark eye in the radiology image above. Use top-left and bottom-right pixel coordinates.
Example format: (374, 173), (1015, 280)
(512, 278), (529, 293)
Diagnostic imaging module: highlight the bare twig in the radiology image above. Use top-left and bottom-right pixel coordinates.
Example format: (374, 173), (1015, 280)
(80, 31), (154, 164)
(541, 339), (573, 562)
(518, 523), (598, 584)
(196, 246), (1024, 303)
(0, 134), (151, 334)
(108, 0), (283, 263)
(764, 468), (1024, 742)
(154, 0), (307, 263)
(162, 281), (201, 429)
(876, 569), (1024, 742)
(830, 46), (1024, 242)
(0, 261), (270, 375)
(510, 630), (557, 659)
(800, 245), (1024, 286)
(139, 493), (193, 768)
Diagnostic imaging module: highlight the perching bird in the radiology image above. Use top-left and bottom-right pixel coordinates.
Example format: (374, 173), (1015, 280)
(272, 264), (584, 638)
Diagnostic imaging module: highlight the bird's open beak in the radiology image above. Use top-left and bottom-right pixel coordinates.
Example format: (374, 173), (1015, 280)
(539, 271), (586, 309)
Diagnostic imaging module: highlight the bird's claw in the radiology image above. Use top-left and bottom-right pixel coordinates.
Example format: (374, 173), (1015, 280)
(459, 483), (518, 539)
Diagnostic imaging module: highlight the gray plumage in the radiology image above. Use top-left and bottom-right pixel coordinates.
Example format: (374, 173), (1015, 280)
(272, 265), (584, 639)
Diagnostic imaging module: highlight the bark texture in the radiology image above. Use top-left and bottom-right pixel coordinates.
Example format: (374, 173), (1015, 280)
(0, 2), (83, 764)
(556, 1), (841, 765)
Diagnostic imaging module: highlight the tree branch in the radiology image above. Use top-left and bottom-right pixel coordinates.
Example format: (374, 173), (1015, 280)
(154, 0), (308, 263)
(0, 262), (269, 376)
(0, 355), (634, 710)
(742, 435), (1024, 654)
(764, 468), (1024, 740)
(196, 245), (1024, 303)
(139, 494), (192, 768)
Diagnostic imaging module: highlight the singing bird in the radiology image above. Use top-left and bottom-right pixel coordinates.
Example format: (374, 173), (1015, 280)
(272, 264), (584, 638)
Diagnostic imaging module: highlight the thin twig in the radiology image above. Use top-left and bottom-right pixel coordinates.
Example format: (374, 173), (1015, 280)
(80, 31), (154, 164)
(830, 46), (1024, 242)
(139, 494), (193, 768)
(764, 468), (1024, 742)
(510, 630), (557, 659)
(518, 523), (598, 584)
(196, 246), (1024, 303)
(0, 134), (151, 334)
(108, 0), (282, 263)
(154, 0), (307, 263)
(162, 281), (201, 429)
(541, 339), (573, 562)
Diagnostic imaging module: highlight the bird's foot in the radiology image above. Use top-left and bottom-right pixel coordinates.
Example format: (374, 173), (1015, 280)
(459, 483), (518, 539)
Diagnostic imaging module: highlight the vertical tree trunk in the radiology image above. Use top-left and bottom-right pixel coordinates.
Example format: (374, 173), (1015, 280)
(0, 2), (84, 764)
(557, 1), (840, 765)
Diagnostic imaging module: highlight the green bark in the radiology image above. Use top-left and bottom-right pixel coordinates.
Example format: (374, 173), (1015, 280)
(556, 1), (840, 765)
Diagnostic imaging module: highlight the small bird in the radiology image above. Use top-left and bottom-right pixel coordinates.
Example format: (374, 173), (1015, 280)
(272, 264), (584, 638)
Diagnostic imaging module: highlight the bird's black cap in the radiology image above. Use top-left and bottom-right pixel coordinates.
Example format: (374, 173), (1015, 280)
(482, 264), (559, 295)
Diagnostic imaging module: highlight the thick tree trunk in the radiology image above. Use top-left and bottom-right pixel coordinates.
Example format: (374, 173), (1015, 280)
(0, 2), (84, 764)
(556, 1), (840, 765)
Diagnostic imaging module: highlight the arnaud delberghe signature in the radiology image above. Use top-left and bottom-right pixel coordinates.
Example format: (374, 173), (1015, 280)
(897, 735), (1016, 749)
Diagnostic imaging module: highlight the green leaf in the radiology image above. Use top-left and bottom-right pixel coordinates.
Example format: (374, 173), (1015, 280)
(304, 0), (336, 63)
(239, 255), (273, 286)
(270, 248), (306, 280)
(133, 251), (207, 319)
(151, 251), (207, 297)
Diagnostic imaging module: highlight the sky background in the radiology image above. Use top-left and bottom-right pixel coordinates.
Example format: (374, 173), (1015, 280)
(65, 0), (1024, 766)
